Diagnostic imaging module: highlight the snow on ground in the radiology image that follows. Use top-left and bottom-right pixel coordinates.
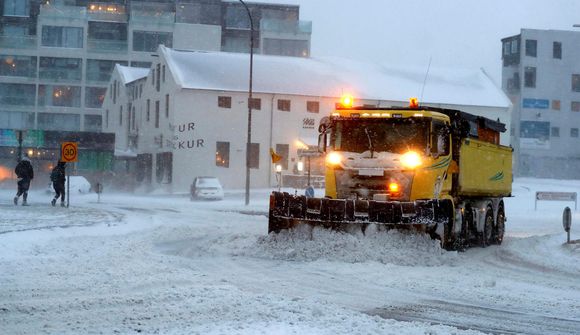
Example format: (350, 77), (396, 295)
(0, 178), (579, 334)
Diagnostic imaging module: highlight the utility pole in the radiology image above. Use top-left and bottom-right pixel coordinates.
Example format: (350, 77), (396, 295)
(239, 0), (254, 206)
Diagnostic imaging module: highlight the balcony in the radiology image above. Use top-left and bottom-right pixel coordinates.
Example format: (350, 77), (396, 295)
(260, 19), (312, 34)
(39, 4), (86, 21)
(39, 69), (82, 83)
(0, 95), (36, 107)
(88, 3), (128, 23)
(87, 38), (128, 53)
(0, 35), (37, 49)
(130, 10), (175, 26)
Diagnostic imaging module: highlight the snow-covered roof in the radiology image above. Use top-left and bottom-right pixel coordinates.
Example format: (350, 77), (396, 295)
(116, 64), (149, 85)
(161, 46), (510, 109)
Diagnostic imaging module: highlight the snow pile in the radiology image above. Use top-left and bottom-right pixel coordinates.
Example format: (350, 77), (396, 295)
(251, 225), (458, 266)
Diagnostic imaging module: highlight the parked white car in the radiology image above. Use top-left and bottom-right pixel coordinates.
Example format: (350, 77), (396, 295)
(190, 176), (224, 200)
(47, 176), (92, 194)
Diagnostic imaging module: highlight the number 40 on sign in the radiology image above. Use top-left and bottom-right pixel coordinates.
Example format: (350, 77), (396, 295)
(61, 142), (78, 163)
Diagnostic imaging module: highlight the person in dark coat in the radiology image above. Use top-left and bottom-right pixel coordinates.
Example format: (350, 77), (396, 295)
(50, 161), (66, 207)
(14, 154), (34, 206)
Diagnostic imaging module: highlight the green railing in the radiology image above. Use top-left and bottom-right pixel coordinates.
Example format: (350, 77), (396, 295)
(39, 69), (82, 82)
(0, 35), (37, 49)
(87, 39), (128, 53)
(260, 19), (312, 34)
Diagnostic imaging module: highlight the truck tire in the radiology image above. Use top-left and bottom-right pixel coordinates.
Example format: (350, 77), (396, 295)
(494, 203), (505, 245)
(481, 205), (494, 247)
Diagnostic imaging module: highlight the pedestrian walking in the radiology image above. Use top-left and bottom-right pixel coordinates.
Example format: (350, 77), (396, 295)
(14, 153), (34, 206)
(50, 161), (66, 207)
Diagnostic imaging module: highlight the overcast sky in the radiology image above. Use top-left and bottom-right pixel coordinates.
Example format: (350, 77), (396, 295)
(259, 0), (580, 84)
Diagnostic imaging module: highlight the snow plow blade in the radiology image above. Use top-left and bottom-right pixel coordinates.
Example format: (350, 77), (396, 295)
(268, 191), (449, 234)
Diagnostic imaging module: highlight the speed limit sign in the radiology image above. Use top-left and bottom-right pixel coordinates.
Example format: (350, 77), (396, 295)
(61, 142), (78, 162)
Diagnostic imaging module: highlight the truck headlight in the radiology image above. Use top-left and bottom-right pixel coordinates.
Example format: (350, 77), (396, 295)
(400, 151), (422, 169)
(326, 152), (342, 166)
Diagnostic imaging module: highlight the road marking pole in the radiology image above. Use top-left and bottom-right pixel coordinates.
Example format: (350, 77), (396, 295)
(60, 142), (78, 208)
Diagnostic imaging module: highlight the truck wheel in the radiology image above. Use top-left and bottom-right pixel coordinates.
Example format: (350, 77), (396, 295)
(459, 204), (473, 249)
(481, 206), (494, 247)
(494, 204), (505, 245)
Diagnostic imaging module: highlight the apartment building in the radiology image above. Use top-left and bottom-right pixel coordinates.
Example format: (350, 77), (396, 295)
(502, 28), (580, 178)
(0, 0), (312, 134)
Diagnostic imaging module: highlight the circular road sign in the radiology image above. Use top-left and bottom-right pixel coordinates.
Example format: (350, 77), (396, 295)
(61, 142), (78, 162)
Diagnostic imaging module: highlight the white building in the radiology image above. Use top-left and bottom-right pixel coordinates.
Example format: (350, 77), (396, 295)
(103, 46), (511, 192)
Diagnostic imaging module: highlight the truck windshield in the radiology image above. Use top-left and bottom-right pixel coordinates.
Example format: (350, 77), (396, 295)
(331, 118), (429, 154)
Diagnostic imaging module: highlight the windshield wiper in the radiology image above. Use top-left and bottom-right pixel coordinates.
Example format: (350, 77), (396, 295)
(364, 127), (374, 158)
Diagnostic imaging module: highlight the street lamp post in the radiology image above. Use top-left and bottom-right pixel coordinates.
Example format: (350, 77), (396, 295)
(239, 0), (254, 206)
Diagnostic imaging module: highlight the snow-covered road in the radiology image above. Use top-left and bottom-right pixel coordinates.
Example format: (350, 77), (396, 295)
(1, 178), (579, 334)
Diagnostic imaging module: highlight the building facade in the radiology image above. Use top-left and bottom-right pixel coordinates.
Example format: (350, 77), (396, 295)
(502, 28), (580, 178)
(0, 0), (312, 133)
(103, 46), (511, 192)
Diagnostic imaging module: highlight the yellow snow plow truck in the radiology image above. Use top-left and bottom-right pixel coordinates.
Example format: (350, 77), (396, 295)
(268, 98), (512, 250)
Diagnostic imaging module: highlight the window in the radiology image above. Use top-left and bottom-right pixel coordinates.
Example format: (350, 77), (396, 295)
(88, 21), (127, 41)
(156, 64), (160, 92)
(41, 26), (83, 48)
(155, 152), (173, 183)
(525, 39), (537, 57)
(224, 6), (250, 29)
(3, 0), (30, 16)
(551, 127), (560, 137)
(39, 57), (81, 82)
(278, 99), (291, 112)
(524, 67), (536, 88)
(84, 115), (102, 132)
(507, 72), (520, 91)
(216, 142), (230, 167)
(218, 96), (232, 108)
(155, 100), (160, 128)
(85, 87), (106, 108)
(106, 109), (109, 128)
(248, 98), (261, 110)
(87, 22), (127, 52)
(307, 101), (320, 113)
(131, 61), (151, 68)
(275, 144), (289, 170)
(552, 100), (561, 111)
(146, 99), (150, 121)
(151, 69), (155, 86)
(553, 41), (562, 59)
(249, 143), (260, 169)
(38, 113), (80, 131)
(511, 39), (518, 53)
(132, 107), (136, 130)
(0, 55), (36, 78)
(162, 65), (166, 82)
(571, 128), (579, 138)
(165, 94), (169, 118)
(113, 80), (117, 104)
(119, 105), (123, 126)
(263, 38), (310, 57)
(87, 59), (127, 83)
(503, 41), (510, 56)
(431, 121), (450, 155)
(133, 31), (173, 52)
(38, 85), (81, 107)
(572, 74), (580, 92)
(0, 83), (35, 106)
(572, 101), (580, 112)
(0, 111), (34, 129)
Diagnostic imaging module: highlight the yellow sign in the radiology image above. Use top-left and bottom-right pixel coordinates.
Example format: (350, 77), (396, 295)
(61, 142), (78, 162)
